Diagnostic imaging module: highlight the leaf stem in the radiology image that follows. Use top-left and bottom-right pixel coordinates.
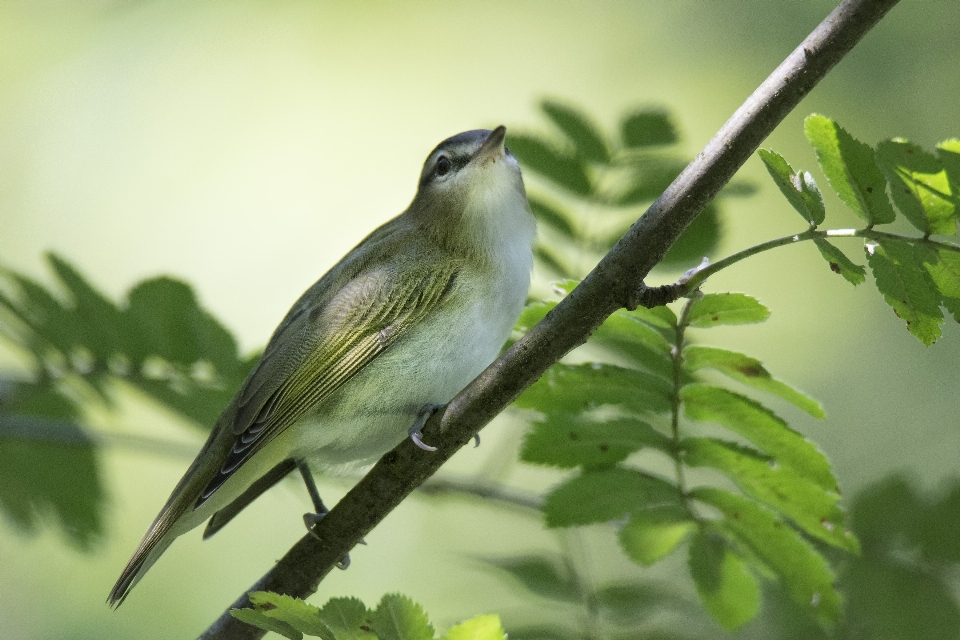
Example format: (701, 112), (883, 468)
(674, 227), (960, 296)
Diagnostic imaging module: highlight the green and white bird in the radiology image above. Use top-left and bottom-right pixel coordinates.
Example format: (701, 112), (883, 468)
(108, 126), (536, 606)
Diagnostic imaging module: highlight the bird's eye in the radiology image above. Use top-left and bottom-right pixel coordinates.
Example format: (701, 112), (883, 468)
(435, 156), (452, 177)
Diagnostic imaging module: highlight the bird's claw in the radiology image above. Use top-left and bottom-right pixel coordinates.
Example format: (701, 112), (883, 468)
(408, 404), (445, 451)
(303, 511), (358, 570)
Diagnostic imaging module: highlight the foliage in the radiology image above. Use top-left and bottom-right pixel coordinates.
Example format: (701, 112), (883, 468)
(231, 592), (507, 640)
(1, 103), (959, 637)
(0, 254), (256, 545)
(506, 99), (755, 280)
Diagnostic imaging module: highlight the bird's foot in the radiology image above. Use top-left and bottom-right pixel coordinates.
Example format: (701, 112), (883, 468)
(408, 403), (446, 451)
(302, 511), (358, 570)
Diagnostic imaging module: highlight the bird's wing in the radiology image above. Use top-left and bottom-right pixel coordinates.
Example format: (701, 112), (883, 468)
(109, 254), (461, 606)
(196, 261), (461, 504)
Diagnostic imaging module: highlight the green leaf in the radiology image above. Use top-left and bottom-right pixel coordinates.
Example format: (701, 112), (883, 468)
(522, 413), (669, 469)
(865, 237), (943, 345)
(683, 438), (858, 552)
(626, 304), (678, 329)
(757, 149), (826, 226)
(876, 139), (956, 236)
(483, 555), (578, 602)
(615, 158), (686, 205)
(845, 558), (960, 640)
(592, 310), (674, 379)
(0, 385), (104, 549)
(937, 138), (960, 204)
(246, 592), (335, 640)
(46, 252), (125, 359)
(924, 247), (960, 322)
(125, 277), (241, 375)
(505, 133), (592, 196)
(540, 100), (609, 163)
(688, 530), (760, 630)
(231, 608), (303, 640)
(693, 487), (842, 626)
(686, 293), (770, 327)
(370, 593), (434, 640)
(621, 109), (678, 148)
(515, 363), (672, 416)
(443, 614), (507, 640)
(804, 114), (896, 225)
(680, 384), (836, 490)
(594, 582), (693, 622)
(812, 237), (867, 285)
(543, 468), (681, 527)
(514, 301), (554, 334)
(317, 597), (377, 640)
(528, 195), (577, 239)
(683, 345), (825, 418)
(499, 625), (574, 640)
(619, 506), (696, 566)
(659, 203), (722, 269)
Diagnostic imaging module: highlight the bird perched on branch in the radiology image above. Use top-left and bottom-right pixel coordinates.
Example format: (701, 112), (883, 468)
(109, 126), (536, 606)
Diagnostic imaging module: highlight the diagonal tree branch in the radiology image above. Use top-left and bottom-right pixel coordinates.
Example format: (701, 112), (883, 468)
(199, 1), (901, 637)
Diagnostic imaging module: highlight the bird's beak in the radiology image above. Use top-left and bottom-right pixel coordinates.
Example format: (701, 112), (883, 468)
(473, 125), (507, 164)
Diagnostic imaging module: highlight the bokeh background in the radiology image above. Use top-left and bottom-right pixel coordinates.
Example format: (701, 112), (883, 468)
(2, 1), (959, 638)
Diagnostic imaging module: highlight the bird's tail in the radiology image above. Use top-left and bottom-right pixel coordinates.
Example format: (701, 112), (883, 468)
(107, 530), (175, 608)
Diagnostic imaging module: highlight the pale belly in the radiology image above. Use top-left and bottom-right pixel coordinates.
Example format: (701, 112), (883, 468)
(288, 269), (527, 469)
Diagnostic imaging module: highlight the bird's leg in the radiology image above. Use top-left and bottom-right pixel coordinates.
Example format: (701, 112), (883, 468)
(296, 459), (353, 570)
(408, 403), (480, 450)
(408, 404), (445, 451)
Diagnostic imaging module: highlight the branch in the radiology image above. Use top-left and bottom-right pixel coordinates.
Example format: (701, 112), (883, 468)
(199, 1), (900, 637)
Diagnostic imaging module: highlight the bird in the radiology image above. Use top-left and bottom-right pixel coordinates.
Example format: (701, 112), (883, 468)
(108, 125), (536, 607)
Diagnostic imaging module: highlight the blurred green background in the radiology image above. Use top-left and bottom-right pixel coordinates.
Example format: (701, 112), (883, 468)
(2, 1), (960, 638)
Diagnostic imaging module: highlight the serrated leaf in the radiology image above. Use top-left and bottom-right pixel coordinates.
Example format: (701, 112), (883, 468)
(619, 506), (695, 566)
(522, 414), (669, 469)
(683, 345), (825, 418)
(865, 237), (943, 344)
(659, 203), (722, 269)
(876, 139), (956, 236)
(804, 114), (895, 225)
(686, 293), (770, 327)
(937, 139), (960, 206)
(317, 597), (376, 640)
(370, 594), (434, 640)
(621, 109), (678, 148)
(758, 149), (826, 226)
(683, 438), (857, 552)
(443, 614), (507, 640)
(515, 363), (672, 416)
(231, 608), (303, 640)
(693, 488), (842, 626)
(688, 530), (760, 630)
(483, 555), (578, 602)
(812, 237), (866, 285)
(593, 310), (674, 379)
(680, 384), (835, 490)
(924, 247), (960, 322)
(543, 468), (681, 527)
(626, 304), (678, 329)
(0, 412), (105, 549)
(505, 133), (592, 196)
(246, 592), (335, 640)
(125, 277), (240, 375)
(528, 195), (577, 238)
(46, 253), (125, 359)
(541, 100), (609, 163)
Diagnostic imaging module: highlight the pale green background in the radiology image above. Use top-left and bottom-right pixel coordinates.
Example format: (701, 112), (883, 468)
(1, 1), (959, 638)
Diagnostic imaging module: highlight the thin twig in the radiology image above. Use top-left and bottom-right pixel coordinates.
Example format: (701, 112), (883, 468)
(199, 2), (901, 637)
